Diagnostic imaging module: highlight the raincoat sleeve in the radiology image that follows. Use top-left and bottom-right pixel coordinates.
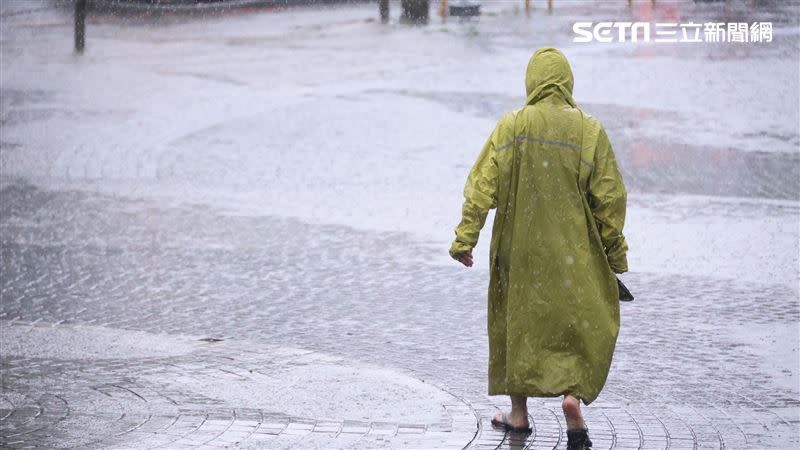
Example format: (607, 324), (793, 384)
(588, 126), (629, 273)
(449, 125), (500, 259)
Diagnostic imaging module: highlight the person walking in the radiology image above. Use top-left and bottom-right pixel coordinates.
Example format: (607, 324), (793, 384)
(449, 47), (629, 450)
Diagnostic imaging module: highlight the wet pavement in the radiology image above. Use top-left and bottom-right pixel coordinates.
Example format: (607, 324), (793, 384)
(2, 1), (799, 449)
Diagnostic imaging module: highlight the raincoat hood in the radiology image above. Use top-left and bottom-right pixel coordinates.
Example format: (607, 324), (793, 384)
(525, 47), (577, 108)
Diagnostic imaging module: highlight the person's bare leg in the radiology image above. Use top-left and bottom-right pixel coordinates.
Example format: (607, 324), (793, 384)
(562, 394), (586, 430)
(493, 395), (529, 428)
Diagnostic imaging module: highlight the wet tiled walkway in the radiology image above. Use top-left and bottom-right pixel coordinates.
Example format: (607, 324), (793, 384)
(2, 186), (798, 449)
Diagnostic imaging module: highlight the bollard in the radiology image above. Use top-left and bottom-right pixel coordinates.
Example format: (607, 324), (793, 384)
(379, 0), (389, 23)
(401, 0), (429, 24)
(75, 0), (86, 53)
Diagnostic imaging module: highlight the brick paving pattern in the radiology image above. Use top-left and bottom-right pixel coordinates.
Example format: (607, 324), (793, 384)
(1, 186), (798, 449)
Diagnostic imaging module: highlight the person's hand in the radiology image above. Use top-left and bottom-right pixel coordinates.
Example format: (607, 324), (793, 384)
(455, 250), (473, 267)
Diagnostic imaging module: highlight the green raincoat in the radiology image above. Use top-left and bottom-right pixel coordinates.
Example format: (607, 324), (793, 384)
(449, 48), (629, 405)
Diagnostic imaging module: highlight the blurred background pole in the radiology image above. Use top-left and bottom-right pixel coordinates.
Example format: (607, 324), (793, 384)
(439, 0), (448, 20)
(400, 0), (429, 24)
(379, 0), (389, 23)
(524, 0), (530, 15)
(74, 0), (86, 53)
(547, 0), (553, 14)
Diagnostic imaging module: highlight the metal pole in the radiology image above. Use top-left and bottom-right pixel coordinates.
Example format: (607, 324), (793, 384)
(400, 0), (429, 25)
(380, 0), (389, 23)
(75, 0), (86, 53)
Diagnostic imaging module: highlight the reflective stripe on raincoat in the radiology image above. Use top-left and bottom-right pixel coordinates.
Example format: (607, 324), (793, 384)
(449, 47), (629, 405)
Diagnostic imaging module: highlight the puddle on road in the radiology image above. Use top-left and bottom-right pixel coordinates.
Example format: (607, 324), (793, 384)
(373, 88), (800, 201)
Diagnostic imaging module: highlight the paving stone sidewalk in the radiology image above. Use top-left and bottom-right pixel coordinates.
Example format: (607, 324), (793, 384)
(1, 320), (477, 449)
(1, 185), (799, 449)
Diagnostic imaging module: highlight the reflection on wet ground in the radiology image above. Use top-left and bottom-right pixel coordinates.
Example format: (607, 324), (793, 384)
(381, 88), (800, 200)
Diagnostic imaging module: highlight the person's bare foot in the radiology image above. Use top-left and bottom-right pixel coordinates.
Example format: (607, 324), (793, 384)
(492, 410), (530, 429)
(561, 395), (586, 430)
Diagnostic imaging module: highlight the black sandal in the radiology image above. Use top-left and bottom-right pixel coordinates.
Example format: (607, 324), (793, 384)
(566, 427), (593, 449)
(490, 412), (533, 433)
